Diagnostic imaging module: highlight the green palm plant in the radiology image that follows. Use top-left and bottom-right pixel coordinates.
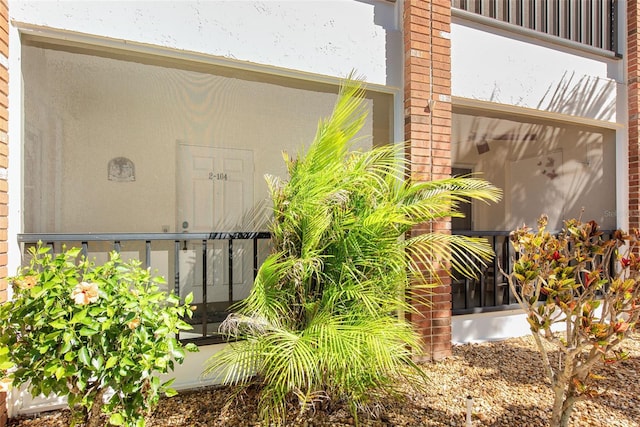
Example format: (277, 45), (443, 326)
(204, 76), (501, 425)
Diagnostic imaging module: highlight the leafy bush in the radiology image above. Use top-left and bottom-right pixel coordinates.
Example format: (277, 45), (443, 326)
(503, 216), (640, 427)
(0, 245), (198, 427)
(204, 77), (501, 425)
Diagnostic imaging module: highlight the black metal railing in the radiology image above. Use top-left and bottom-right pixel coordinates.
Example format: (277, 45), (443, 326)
(452, 229), (616, 315)
(17, 232), (271, 345)
(452, 0), (618, 54)
(451, 231), (517, 314)
(18, 228), (616, 329)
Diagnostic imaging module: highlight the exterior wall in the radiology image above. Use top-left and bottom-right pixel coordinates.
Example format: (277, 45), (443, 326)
(3, 0), (636, 416)
(404, 0), (453, 361)
(6, 0), (405, 416)
(629, 0), (640, 231)
(7, 0), (403, 312)
(0, 0), (6, 423)
(10, 0), (401, 88)
(451, 16), (623, 124)
(452, 309), (528, 344)
(21, 46), (376, 234)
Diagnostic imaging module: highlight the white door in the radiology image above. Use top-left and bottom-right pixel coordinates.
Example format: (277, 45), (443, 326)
(177, 144), (254, 233)
(177, 143), (255, 304)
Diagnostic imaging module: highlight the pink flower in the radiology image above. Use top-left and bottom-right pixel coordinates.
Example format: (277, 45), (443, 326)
(71, 282), (100, 305)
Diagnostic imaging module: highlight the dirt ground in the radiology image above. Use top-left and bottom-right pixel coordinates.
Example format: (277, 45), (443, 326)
(8, 332), (640, 427)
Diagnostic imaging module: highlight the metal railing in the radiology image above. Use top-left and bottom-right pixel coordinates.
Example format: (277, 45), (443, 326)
(17, 232), (271, 345)
(452, 0), (618, 54)
(18, 228), (615, 331)
(451, 231), (518, 314)
(451, 229), (616, 315)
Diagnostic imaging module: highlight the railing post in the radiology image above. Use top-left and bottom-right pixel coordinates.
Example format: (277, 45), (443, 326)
(492, 235), (499, 306)
(503, 235), (512, 304)
(464, 276), (471, 309)
(228, 238), (233, 305)
(144, 241), (151, 269)
(253, 237), (259, 279)
(609, 0), (618, 54)
(173, 240), (180, 295)
(201, 239), (207, 337)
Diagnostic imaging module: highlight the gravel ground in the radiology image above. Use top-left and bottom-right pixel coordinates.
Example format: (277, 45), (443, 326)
(8, 332), (640, 427)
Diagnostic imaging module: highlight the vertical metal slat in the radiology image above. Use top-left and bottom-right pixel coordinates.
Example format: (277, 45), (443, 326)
(582, 0), (591, 46)
(253, 237), (259, 279)
(504, 235), (512, 304)
(496, 0), (508, 21)
(464, 277), (471, 309)
(537, 0), (548, 33)
(548, 0), (559, 37)
(228, 239), (234, 305)
(201, 239), (207, 337)
(609, 0), (618, 54)
(145, 240), (151, 269)
(174, 240), (180, 296)
(492, 235), (499, 306)
(603, 0), (612, 52)
(484, 0), (496, 19)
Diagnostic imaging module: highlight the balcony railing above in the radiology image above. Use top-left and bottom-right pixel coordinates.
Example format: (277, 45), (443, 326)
(452, 0), (618, 55)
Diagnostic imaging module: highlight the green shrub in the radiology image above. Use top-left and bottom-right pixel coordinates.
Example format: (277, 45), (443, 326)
(204, 76), (501, 425)
(0, 245), (198, 427)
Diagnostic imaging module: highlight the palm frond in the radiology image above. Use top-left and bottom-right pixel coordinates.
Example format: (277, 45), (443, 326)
(400, 177), (502, 223)
(233, 253), (294, 323)
(206, 75), (500, 425)
(405, 233), (495, 281)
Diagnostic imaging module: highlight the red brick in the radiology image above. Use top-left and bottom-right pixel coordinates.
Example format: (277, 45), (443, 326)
(404, 0), (453, 360)
(631, 2), (640, 231)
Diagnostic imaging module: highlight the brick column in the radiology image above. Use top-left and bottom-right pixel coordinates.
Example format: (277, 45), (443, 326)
(630, 0), (640, 231)
(404, 0), (452, 361)
(0, 0), (7, 425)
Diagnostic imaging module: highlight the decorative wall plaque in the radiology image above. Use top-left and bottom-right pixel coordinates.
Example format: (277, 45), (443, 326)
(108, 157), (135, 182)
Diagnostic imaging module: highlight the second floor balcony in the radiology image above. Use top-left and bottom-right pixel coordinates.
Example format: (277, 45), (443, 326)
(452, 0), (619, 55)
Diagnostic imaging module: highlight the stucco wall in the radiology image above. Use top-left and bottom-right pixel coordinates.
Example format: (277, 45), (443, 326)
(11, 0), (402, 87)
(452, 112), (617, 231)
(22, 45), (378, 234)
(451, 17), (623, 124)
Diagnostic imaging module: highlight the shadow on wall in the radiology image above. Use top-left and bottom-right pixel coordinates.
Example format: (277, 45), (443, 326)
(453, 71), (617, 231)
(538, 70), (617, 122)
